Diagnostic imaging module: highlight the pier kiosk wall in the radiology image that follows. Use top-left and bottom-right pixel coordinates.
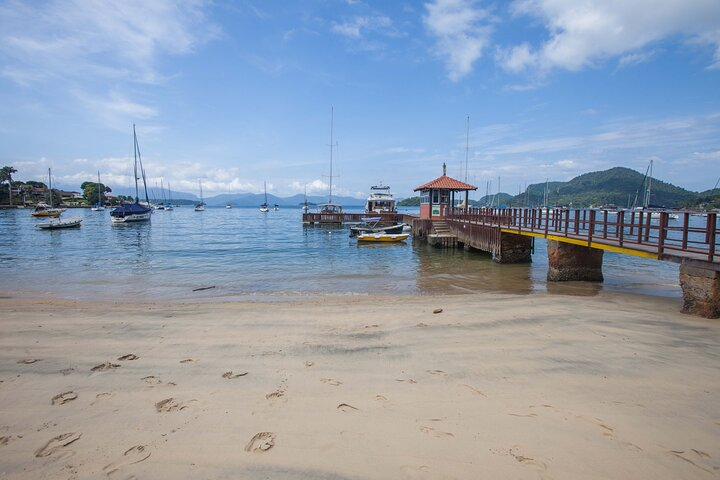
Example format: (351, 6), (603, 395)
(547, 240), (604, 282)
(679, 265), (720, 319)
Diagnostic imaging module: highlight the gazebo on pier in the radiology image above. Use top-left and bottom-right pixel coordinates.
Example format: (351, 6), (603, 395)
(414, 163), (477, 220)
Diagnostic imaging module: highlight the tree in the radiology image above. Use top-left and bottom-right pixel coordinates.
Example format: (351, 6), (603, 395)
(0, 166), (17, 205)
(82, 182), (111, 204)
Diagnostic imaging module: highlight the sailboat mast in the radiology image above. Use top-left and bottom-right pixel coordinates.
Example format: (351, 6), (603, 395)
(464, 115), (469, 183)
(329, 106), (334, 204)
(97, 170), (102, 205)
(48, 168), (53, 208)
(133, 124), (140, 203)
(646, 159), (653, 208)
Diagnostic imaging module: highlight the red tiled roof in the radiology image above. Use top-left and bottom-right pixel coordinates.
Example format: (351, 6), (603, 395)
(414, 175), (477, 191)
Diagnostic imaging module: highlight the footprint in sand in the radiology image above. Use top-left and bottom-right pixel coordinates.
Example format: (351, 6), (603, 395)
(265, 390), (286, 400)
(222, 371), (249, 379)
(427, 369), (447, 376)
(34, 432), (81, 458)
(320, 378), (342, 386)
(117, 354), (139, 361)
(244, 432), (275, 452)
(509, 446), (551, 480)
(669, 449), (717, 474)
(91, 362), (120, 372)
(51, 391), (78, 406)
(1, 435), (16, 446)
(179, 358), (196, 364)
(60, 368), (74, 376)
(337, 403), (359, 412)
(458, 384), (486, 397)
(395, 378), (417, 384)
(17, 358), (41, 364)
(91, 392), (112, 406)
(155, 398), (194, 413)
(103, 445), (151, 476)
(304, 361), (314, 368)
(419, 426), (454, 438)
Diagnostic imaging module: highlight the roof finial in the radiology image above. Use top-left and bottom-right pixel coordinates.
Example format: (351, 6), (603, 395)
(442, 162), (446, 176)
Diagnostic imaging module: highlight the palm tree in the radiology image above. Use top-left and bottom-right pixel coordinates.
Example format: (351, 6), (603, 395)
(0, 166), (17, 206)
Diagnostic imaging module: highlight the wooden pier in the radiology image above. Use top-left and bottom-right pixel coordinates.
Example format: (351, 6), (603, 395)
(413, 207), (720, 318)
(302, 212), (412, 225)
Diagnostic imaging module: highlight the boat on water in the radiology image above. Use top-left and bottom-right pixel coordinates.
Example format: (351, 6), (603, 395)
(31, 169), (63, 218)
(273, 204), (279, 211)
(165, 182), (174, 210)
(349, 216), (406, 237)
(195, 181), (205, 211)
(36, 217), (82, 230)
(226, 202), (232, 209)
(301, 185), (310, 213)
(316, 107), (342, 217)
(357, 232), (410, 243)
(260, 182), (269, 212)
(91, 171), (105, 211)
(633, 160), (679, 220)
(110, 125), (152, 224)
(365, 184), (396, 213)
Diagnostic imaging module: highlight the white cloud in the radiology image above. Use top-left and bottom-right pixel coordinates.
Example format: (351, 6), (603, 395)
(0, 0), (218, 86)
(290, 179), (329, 195)
(501, 0), (720, 73)
(424, 0), (493, 81)
(331, 15), (393, 39)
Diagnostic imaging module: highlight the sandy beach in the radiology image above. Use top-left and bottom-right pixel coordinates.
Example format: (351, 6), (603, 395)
(1, 291), (719, 479)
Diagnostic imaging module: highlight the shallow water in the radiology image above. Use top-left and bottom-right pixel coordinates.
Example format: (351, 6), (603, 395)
(0, 206), (681, 301)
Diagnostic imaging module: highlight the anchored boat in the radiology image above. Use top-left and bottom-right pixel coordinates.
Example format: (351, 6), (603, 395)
(110, 125), (152, 224)
(356, 232), (410, 243)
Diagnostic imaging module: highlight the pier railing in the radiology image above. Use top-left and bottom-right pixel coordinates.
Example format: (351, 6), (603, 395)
(446, 207), (719, 263)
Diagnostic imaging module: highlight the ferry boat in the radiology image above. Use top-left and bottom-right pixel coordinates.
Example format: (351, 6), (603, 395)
(365, 184), (396, 213)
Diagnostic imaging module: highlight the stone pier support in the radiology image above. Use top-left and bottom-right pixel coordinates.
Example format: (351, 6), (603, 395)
(547, 240), (604, 282)
(493, 233), (532, 264)
(679, 265), (720, 318)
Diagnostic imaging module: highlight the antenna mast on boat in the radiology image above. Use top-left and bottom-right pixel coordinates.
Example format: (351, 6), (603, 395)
(464, 115), (469, 183)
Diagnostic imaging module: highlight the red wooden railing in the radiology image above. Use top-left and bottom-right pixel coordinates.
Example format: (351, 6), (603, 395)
(445, 207), (719, 263)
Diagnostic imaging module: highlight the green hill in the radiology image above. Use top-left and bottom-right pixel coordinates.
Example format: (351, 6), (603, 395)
(504, 167), (696, 208)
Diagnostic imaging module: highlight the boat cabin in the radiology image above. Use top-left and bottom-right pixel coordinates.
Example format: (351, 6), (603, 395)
(317, 203), (343, 214)
(414, 163), (477, 220)
(365, 184), (397, 213)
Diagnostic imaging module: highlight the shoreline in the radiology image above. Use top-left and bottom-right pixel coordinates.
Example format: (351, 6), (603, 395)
(1, 291), (718, 478)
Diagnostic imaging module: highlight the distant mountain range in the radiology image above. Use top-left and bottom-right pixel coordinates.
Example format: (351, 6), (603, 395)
(46, 166), (720, 209)
(106, 188), (368, 207)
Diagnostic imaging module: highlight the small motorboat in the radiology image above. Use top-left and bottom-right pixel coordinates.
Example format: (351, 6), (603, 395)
(36, 217), (82, 230)
(357, 233), (410, 243)
(349, 217), (406, 237)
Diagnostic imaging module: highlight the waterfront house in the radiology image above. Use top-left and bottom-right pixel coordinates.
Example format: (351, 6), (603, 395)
(414, 163), (477, 219)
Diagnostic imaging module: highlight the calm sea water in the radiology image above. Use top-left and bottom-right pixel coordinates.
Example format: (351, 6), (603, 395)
(0, 206), (682, 302)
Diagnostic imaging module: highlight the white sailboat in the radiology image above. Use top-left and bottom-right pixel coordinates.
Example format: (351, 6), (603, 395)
(302, 184), (309, 213)
(635, 160), (678, 220)
(195, 181), (205, 211)
(165, 182), (174, 210)
(260, 182), (269, 212)
(317, 106), (342, 215)
(91, 171), (105, 211)
(110, 125), (152, 223)
(31, 168), (63, 218)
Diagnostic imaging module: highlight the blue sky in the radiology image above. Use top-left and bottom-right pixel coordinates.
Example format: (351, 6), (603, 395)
(1, 0), (719, 199)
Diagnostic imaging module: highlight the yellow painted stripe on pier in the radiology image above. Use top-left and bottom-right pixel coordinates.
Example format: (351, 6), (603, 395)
(500, 229), (659, 260)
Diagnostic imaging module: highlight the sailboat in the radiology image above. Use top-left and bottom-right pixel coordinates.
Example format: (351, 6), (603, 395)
(302, 185), (309, 213)
(317, 106), (342, 215)
(165, 182), (174, 210)
(634, 160), (678, 220)
(110, 124), (152, 223)
(91, 171), (105, 211)
(32, 168), (63, 218)
(260, 182), (269, 212)
(195, 181), (205, 211)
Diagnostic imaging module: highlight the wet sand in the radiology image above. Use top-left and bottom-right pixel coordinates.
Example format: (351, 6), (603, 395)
(0, 292), (719, 479)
